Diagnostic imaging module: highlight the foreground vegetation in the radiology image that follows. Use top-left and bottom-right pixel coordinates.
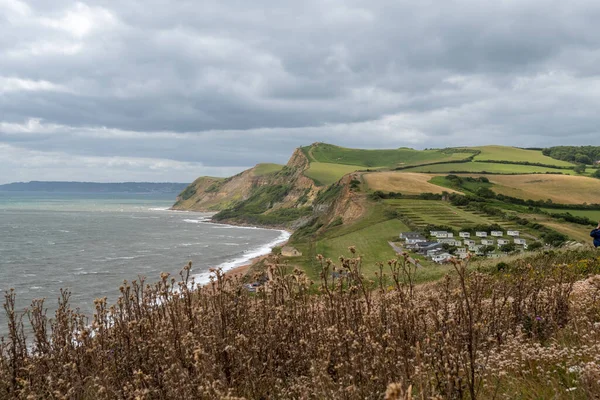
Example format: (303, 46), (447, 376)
(2, 249), (600, 399)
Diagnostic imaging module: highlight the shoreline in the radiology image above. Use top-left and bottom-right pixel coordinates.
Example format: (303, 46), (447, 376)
(171, 210), (291, 284)
(222, 254), (271, 280)
(169, 206), (293, 233)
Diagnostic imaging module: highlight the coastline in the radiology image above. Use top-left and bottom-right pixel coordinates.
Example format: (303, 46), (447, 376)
(176, 212), (291, 284)
(222, 254), (271, 280)
(166, 207), (293, 283)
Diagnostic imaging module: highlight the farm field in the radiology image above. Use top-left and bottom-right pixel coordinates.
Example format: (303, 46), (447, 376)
(487, 175), (600, 204)
(404, 162), (575, 175)
(304, 162), (365, 186)
(304, 143), (473, 168)
(383, 199), (520, 232)
(253, 163), (284, 176)
(467, 145), (575, 167)
(516, 212), (596, 244)
(363, 172), (462, 194)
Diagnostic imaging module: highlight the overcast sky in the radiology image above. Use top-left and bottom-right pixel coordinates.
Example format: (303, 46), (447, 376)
(1, 0), (600, 183)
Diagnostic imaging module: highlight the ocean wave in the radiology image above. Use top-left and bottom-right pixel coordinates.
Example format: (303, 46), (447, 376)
(182, 218), (212, 224)
(193, 228), (291, 285)
(148, 207), (170, 211)
(105, 256), (137, 261)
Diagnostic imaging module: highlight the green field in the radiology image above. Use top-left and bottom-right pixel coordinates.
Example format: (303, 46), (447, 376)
(384, 199), (521, 232)
(304, 143), (473, 168)
(428, 175), (491, 194)
(468, 145), (575, 167)
(253, 163), (284, 176)
(404, 162), (575, 175)
(316, 219), (407, 268)
(304, 162), (364, 186)
(311, 218), (450, 282)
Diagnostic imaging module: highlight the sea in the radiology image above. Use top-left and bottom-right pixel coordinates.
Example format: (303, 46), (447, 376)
(0, 191), (289, 337)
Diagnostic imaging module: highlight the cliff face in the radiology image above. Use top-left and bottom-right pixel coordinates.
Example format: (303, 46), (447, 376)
(327, 173), (366, 226)
(172, 149), (318, 214)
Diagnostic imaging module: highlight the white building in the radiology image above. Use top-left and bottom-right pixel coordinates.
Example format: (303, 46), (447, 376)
(481, 239), (495, 246)
(475, 231), (488, 238)
(464, 239), (476, 246)
(491, 231), (503, 237)
(401, 232), (427, 245)
(427, 249), (442, 257)
(400, 232), (419, 239)
(430, 231), (449, 238)
(459, 231), (471, 238)
(497, 239), (510, 246)
(507, 230), (520, 237)
(437, 238), (461, 246)
(432, 253), (452, 263)
(514, 238), (527, 245)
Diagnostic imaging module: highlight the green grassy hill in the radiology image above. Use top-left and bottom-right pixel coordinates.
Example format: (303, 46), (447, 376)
(469, 145), (576, 167)
(298, 143), (586, 187)
(303, 143), (475, 168)
(404, 162), (577, 174)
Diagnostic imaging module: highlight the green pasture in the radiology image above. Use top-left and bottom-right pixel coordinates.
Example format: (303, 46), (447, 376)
(404, 162), (575, 175)
(384, 199), (520, 231)
(304, 162), (364, 186)
(428, 175), (492, 193)
(312, 218), (450, 283)
(467, 145), (575, 167)
(253, 163), (284, 176)
(303, 143), (472, 168)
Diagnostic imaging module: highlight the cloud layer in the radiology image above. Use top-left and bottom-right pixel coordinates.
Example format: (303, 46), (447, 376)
(1, 0), (600, 183)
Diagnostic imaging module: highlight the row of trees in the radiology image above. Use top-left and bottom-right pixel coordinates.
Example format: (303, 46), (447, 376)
(543, 146), (600, 165)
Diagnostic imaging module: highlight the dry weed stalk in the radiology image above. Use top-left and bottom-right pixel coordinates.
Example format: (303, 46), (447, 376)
(1, 250), (599, 399)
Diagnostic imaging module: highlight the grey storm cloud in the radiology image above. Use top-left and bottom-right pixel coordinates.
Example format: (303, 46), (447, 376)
(1, 0), (600, 183)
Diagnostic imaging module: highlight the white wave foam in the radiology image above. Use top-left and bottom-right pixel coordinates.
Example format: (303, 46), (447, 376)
(108, 256), (136, 260)
(193, 228), (291, 285)
(148, 207), (170, 211)
(182, 217), (212, 224)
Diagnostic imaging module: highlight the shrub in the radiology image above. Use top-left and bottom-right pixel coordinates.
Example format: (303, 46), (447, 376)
(2, 250), (600, 399)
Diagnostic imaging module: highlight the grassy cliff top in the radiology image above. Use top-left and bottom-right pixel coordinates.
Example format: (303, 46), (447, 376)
(468, 145), (576, 167)
(301, 143), (475, 168)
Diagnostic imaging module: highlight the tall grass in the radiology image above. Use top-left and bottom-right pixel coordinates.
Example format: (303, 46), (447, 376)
(2, 250), (600, 399)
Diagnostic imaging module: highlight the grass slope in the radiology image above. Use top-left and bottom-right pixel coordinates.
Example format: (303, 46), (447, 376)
(253, 163), (284, 176)
(304, 162), (364, 186)
(542, 208), (600, 221)
(364, 172), (462, 194)
(304, 143), (473, 168)
(384, 199), (518, 231)
(404, 162), (576, 175)
(469, 145), (576, 167)
(487, 174), (600, 204)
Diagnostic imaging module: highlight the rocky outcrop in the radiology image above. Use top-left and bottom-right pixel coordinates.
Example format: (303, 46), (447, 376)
(172, 148), (318, 213)
(172, 146), (369, 230)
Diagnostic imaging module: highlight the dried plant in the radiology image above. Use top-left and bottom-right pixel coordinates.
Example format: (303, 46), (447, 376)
(1, 250), (600, 399)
